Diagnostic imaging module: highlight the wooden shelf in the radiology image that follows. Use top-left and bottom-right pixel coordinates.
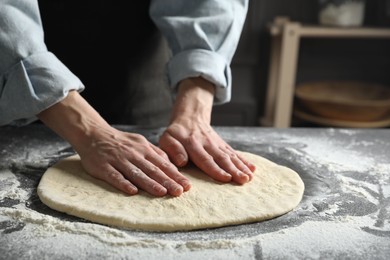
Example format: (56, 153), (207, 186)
(270, 21), (390, 38)
(262, 17), (390, 128)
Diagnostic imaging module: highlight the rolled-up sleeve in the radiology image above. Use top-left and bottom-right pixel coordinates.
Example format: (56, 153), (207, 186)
(0, 0), (84, 126)
(149, 0), (248, 104)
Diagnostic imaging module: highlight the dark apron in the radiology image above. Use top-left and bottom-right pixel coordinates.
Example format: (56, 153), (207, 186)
(38, 0), (172, 126)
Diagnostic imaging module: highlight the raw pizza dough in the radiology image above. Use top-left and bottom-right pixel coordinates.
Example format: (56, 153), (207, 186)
(37, 151), (304, 232)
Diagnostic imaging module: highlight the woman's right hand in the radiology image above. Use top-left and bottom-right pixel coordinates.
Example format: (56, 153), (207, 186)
(76, 125), (191, 197)
(38, 91), (190, 197)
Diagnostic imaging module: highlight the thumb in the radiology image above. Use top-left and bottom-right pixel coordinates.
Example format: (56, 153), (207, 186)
(159, 132), (188, 167)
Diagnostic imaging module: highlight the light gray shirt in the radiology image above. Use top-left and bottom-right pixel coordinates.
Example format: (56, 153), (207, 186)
(0, 0), (248, 126)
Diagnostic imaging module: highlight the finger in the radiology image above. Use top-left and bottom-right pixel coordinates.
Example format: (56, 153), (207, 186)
(185, 137), (232, 183)
(221, 144), (256, 177)
(133, 156), (185, 197)
(234, 152), (256, 176)
(115, 161), (168, 197)
(146, 154), (192, 192)
(159, 132), (188, 167)
(150, 144), (170, 162)
(206, 146), (250, 185)
(222, 145), (256, 177)
(99, 165), (138, 195)
(224, 149), (254, 182)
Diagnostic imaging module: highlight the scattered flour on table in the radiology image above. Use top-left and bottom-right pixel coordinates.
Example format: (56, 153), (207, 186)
(1, 207), (166, 248)
(279, 133), (390, 210)
(260, 220), (389, 259)
(3, 205), (389, 258)
(0, 170), (29, 201)
(1, 131), (390, 258)
(0, 206), (258, 259)
(2, 187), (390, 259)
(276, 133), (382, 173)
(338, 175), (381, 204)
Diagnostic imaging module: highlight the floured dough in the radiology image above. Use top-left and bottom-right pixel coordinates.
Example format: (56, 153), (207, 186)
(37, 151), (304, 232)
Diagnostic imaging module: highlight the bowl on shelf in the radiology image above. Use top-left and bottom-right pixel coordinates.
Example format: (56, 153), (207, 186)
(294, 81), (390, 122)
(318, 0), (366, 27)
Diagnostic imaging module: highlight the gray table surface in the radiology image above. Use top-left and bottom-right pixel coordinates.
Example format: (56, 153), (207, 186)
(0, 124), (389, 260)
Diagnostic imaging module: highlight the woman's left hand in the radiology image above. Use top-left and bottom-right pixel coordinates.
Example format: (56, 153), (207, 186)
(159, 77), (255, 184)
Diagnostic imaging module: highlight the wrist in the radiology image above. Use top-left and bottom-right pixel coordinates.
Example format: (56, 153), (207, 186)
(170, 77), (215, 124)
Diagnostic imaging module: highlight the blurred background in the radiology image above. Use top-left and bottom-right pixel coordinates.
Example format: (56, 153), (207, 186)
(38, 0), (390, 128)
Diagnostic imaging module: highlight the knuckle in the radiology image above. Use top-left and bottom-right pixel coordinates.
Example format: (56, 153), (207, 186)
(129, 168), (142, 179)
(199, 154), (213, 164)
(133, 134), (145, 141)
(229, 152), (237, 159)
(131, 135), (148, 146)
(147, 164), (160, 174)
(204, 137), (213, 146)
(143, 153), (152, 161)
(163, 139), (179, 150)
(185, 135), (198, 147)
(159, 160), (173, 171)
(162, 180), (172, 188)
(177, 177), (187, 184)
(216, 152), (230, 162)
(107, 171), (121, 182)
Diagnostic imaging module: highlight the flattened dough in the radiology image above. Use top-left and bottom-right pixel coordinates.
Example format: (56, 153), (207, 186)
(37, 152), (304, 232)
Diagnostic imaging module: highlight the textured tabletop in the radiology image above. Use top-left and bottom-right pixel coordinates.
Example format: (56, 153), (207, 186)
(0, 124), (389, 259)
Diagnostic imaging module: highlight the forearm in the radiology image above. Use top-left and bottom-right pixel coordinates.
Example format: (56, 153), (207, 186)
(37, 91), (110, 153)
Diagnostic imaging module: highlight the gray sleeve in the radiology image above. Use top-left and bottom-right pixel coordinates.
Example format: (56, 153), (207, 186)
(149, 0), (248, 104)
(0, 0), (84, 126)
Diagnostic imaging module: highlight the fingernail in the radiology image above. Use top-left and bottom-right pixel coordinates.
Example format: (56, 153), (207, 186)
(237, 171), (250, 183)
(156, 188), (168, 196)
(167, 185), (183, 197)
(237, 171), (246, 178)
(174, 185), (183, 194)
(182, 181), (191, 191)
(127, 185), (138, 195)
(221, 171), (232, 180)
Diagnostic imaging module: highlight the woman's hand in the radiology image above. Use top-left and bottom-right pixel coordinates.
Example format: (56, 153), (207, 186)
(159, 77), (256, 184)
(38, 91), (190, 197)
(76, 125), (191, 197)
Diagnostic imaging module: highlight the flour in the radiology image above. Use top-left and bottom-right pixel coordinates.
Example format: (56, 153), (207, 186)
(382, 184), (390, 198)
(0, 170), (29, 201)
(2, 207), (163, 247)
(1, 128), (389, 259)
(2, 174), (389, 258)
(4, 203), (388, 259)
(260, 220), (389, 259)
(277, 134), (379, 173)
(337, 175), (380, 204)
(318, 200), (341, 216)
(1, 205), (251, 250)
